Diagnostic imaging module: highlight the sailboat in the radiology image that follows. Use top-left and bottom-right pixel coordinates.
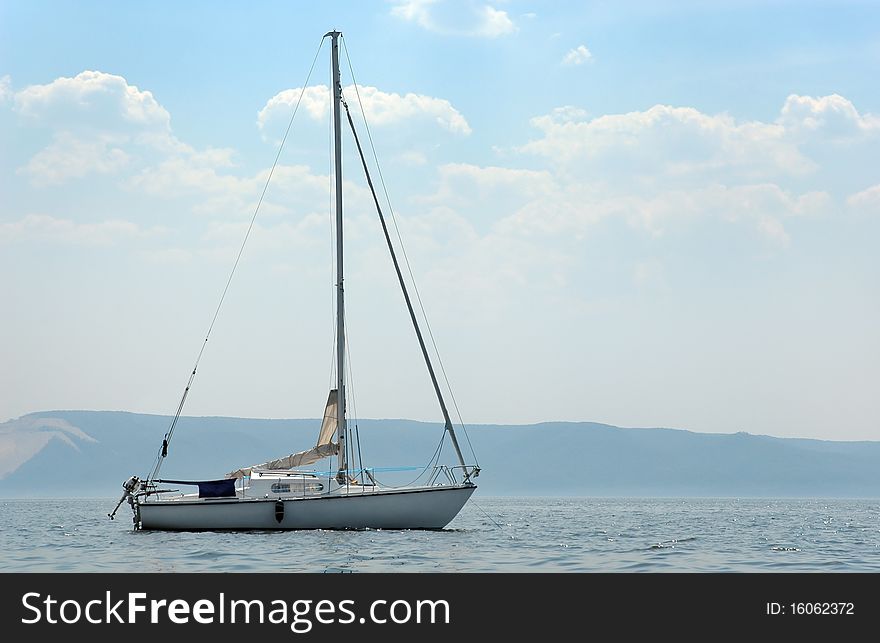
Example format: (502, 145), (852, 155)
(109, 31), (479, 530)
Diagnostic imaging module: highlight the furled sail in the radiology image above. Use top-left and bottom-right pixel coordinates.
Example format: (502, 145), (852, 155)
(315, 388), (338, 447)
(226, 389), (339, 479)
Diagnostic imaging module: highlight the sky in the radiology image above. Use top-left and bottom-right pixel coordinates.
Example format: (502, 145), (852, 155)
(1, 1), (878, 441)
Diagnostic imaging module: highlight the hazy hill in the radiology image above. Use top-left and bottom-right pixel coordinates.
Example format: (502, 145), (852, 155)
(1, 410), (879, 497)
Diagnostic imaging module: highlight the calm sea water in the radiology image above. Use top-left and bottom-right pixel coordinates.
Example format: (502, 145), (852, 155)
(1, 497), (878, 572)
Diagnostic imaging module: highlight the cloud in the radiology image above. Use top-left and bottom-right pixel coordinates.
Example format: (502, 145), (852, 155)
(398, 150), (428, 166)
(478, 102), (865, 253)
(434, 162), (555, 191)
(514, 96), (880, 213)
(17, 132), (131, 185)
(0, 214), (164, 245)
(562, 45), (593, 66)
(477, 4), (517, 37)
(779, 94), (880, 140)
(364, 203), (571, 320)
(417, 152), (830, 250)
(418, 163), (557, 233)
(11, 71), (196, 185)
(128, 159), (334, 218)
(390, 0), (516, 37)
(0, 75), (11, 103)
(258, 83), (471, 138)
(14, 70), (172, 134)
(129, 155), (251, 200)
(757, 215), (790, 246)
(399, 92), (853, 253)
(427, 162), (556, 203)
(8, 71), (356, 220)
(847, 184), (880, 211)
(496, 181), (828, 240)
(519, 102), (818, 181)
(9, 70), (469, 221)
(8, 66), (865, 271)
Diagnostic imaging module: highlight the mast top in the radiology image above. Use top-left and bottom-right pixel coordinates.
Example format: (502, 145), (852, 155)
(324, 30), (342, 39)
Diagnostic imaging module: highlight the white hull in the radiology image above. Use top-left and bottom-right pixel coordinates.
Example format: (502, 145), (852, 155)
(138, 484), (476, 530)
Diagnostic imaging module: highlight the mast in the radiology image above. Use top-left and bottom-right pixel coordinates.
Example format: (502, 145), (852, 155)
(327, 30), (347, 481)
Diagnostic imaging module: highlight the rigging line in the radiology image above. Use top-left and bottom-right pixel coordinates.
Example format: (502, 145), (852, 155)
(375, 430), (445, 489)
(147, 37), (326, 483)
(470, 500), (507, 532)
(340, 36), (479, 468)
(344, 328), (355, 470)
(354, 422), (364, 483)
(327, 315), (337, 389)
(344, 326), (365, 481)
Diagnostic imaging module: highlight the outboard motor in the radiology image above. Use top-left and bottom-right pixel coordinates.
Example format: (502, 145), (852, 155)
(108, 475), (141, 521)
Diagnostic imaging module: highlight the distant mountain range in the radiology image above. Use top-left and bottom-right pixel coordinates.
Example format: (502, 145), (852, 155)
(1, 410), (879, 497)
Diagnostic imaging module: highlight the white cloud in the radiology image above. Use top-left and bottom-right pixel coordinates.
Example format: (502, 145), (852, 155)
(757, 215), (790, 246)
(391, 0), (438, 28)
(390, 0), (516, 37)
(0, 75), (11, 103)
(418, 151), (829, 250)
(129, 160), (332, 219)
(9, 66), (864, 271)
(258, 84), (471, 137)
(520, 102), (815, 180)
(847, 184), (880, 211)
(349, 85), (471, 134)
(496, 182), (828, 241)
(14, 70), (171, 133)
(436, 162), (555, 190)
(478, 5), (518, 37)
(0, 214), (163, 245)
(515, 96), (880, 219)
(258, 85), (329, 125)
(129, 156), (248, 199)
(367, 204), (570, 320)
(545, 105), (588, 122)
(9, 70), (468, 222)
(398, 150), (428, 166)
(17, 132), (131, 185)
(428, 162), (556, 203)
(562, 45), (592, 66)
(779, 93), (880, 139)
(419, 163), (557, 233)
(0, 73), (363, 223)
(11, 71), (196, 185)
(398, 92), (849, 250)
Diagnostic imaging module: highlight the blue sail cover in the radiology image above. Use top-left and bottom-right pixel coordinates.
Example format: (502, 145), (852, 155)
(159, 479), (237, 498)
(197, 479), (237, 498)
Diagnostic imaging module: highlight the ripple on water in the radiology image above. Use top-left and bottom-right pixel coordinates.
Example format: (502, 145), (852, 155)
(3, 498), (880, 572)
